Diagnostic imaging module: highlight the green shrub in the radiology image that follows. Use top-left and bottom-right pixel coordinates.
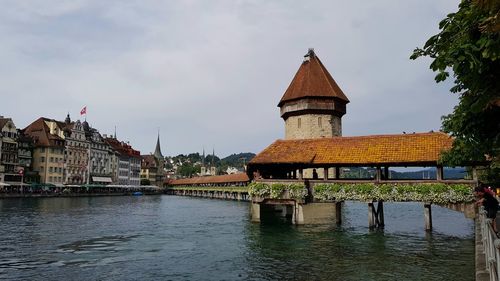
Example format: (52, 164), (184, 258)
(312, 183), (475, 204)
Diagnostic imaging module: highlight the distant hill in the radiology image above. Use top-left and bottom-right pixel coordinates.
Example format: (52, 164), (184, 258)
(331, 167), (468, 180)
(221, 153), (256, 168)
(390, 167), (467, 180)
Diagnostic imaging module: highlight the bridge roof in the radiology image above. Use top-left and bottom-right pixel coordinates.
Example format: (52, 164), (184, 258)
(249, 132), (453, 166)
(169, 173), (250, 186)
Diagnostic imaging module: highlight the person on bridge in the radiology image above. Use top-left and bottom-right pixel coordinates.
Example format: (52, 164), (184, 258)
(475, 184), (499, 234)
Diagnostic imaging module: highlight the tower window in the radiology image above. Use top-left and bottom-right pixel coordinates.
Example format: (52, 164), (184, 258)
(318, 117), (322, 128)
(298, 118), (301, 128)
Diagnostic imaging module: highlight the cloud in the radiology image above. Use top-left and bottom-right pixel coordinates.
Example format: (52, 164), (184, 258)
(0, 0), (460, 157)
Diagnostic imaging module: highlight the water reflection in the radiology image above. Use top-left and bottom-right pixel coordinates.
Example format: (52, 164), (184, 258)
(243, 201), (474, 281)
(0, 196), (474, 281)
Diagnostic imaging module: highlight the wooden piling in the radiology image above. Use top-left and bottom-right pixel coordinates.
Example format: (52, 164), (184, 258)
(335, 201), (342, 225)
(424, 203), (432, 231)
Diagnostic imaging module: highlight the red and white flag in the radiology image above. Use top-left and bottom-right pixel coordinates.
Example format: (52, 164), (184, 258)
(80, 106), (87, 115)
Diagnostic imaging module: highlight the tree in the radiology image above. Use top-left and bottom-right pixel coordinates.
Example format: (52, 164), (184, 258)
(411, 0), (500, 184)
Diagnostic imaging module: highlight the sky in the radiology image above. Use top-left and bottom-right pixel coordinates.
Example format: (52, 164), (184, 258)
(0, 0), (461, 158)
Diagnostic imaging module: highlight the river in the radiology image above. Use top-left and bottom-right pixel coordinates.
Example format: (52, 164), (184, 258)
(0, 196), (474, 281)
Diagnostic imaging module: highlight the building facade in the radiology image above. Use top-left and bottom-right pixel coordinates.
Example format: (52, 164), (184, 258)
(83, 121), (113, 184)
(141, 155), (158, 185)
(17, 129), (36, 183)
(62, 116), (90, 184)
(140, 134), (165, 186)
(105, 137), (141, 185)
(24, 118), (66, 185)
(0, 117), (21, 184)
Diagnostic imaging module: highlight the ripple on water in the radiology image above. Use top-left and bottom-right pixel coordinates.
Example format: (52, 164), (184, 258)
(56, 235), (139, 254)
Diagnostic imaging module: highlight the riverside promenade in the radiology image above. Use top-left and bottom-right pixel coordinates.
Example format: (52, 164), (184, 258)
(0, 185), (164, 198)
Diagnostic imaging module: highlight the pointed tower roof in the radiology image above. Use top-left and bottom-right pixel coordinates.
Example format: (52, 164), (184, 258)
(278, 49), (349, 107)
(154, 133), (164, 159)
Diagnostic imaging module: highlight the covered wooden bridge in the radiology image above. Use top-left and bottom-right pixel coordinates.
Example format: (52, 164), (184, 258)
(247, 132), (476, 182)
(246, 132), (478, 227)
(169, 173), (250, 187)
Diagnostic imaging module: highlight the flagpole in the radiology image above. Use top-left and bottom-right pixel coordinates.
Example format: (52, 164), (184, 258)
(87, 144), (91, 185)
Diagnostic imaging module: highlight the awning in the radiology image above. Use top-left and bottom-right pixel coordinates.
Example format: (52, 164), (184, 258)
(92, 177), (113, 183)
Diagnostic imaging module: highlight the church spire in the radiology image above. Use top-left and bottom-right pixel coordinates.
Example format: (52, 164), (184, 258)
(153, 130), (164, 159)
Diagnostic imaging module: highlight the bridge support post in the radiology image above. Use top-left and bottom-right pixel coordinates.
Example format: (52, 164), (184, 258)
(335, 201), (342, 225)
(377, 201), (385, 228)
(369, 202), (375, 229)
(368, 201), (385, 229)
(251, 203), (261, 222)
(424, 203), (433, 231)
(292, 202), (304, 225)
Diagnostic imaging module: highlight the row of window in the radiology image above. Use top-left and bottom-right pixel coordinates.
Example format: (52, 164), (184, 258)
(49, 167), (63, 173)
(38, 166), (62, 174)
(40, 156), (63, 163)
(1, 131), (17, 139)
(48, 176), (63, 183)
(1, 154), (17, 163)
(39, 148), (64, 154)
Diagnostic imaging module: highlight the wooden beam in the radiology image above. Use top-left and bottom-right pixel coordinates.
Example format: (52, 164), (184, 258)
(376, 167), (382, 182)
(324, 167), (329, 180)
(436, 165), (444, 181)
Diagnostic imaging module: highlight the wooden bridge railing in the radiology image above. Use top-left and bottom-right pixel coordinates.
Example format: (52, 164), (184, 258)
(479, 206), (500, 281)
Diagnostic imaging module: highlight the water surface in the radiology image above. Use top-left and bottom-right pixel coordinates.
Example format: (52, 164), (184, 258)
(0, 196), (474, 280)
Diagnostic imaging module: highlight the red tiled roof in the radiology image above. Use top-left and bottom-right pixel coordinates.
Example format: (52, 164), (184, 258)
(278, 50), (349, 107)
(104, 137), (141, 158)
(169, 173), (250, 186)
(23, 118), (65, 147)
(141, 155), (158, 169)
(249, 132), (453, 166)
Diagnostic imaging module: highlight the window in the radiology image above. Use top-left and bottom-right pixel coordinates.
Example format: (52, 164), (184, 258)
(49, 167), (53, 173)
(41, 157), (45, 163)
(298, 118), (301, 128)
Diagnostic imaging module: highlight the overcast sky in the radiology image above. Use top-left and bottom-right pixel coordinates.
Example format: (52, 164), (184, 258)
(0, 0), (460, 158)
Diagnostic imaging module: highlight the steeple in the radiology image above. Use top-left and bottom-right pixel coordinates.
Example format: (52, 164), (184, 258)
(202, 147), (205, 166)
(153, 131), (164, 159)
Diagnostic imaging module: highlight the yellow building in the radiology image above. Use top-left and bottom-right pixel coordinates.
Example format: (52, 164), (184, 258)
(140, 155), (158, 185)
(24, 118), (65, 185)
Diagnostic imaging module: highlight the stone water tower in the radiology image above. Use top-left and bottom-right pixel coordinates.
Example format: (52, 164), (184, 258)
(279, 49), (349, 139)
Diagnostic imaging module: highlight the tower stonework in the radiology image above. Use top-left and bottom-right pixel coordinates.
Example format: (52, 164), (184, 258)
(279, 49), (349, 140)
